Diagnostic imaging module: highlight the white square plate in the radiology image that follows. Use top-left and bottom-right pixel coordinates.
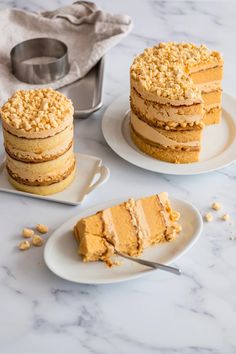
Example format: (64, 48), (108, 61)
(0, 152), (110, 206)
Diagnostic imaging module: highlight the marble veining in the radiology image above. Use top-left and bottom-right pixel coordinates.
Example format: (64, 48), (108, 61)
(0, 0), (236, 353)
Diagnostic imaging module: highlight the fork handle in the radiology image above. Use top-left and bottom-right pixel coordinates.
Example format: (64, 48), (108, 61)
(116, 252), (181, 275)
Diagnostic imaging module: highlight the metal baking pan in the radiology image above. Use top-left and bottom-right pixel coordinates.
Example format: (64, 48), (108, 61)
(59, 57), (104, 119)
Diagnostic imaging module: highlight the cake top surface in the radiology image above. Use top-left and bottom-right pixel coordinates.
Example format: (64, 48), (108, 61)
(130, 42), (223, 103)
(0, 88), (73, 133)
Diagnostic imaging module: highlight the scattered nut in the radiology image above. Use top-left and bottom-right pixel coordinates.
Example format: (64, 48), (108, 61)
(18, 240), (31, 251)
(22, 228), (34, 238)
(204, 213), (213, 222)
(222, 214), (230, 221)
(229, 236), (236, 241)
(212, 202), (221, 211)
(32, 235), (44, 247)
(36, 224), (48, 234)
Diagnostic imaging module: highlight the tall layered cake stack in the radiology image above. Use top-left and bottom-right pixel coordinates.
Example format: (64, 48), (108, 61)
(0, 88), (76, 195)
(130, 42), (223, 163)
(74, 192), (181, 265)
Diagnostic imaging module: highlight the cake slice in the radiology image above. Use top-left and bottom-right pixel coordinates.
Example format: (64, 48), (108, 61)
(74, 193), (181, 265)
(130, 42), (223, 163)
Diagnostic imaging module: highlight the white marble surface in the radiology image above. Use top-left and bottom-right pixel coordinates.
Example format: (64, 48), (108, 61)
(0, 1), (236, 353)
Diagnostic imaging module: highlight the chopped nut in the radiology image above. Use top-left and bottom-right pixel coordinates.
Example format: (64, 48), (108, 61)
(22, 228), (34, 238)
(18, 240), (31, 251)
(173, 223), (182, 233)
(212, 202), (222, 211)
(170, 211), (181, 222)
(32, 235), (44, 247)
(130, 43), (222, 102)
(222, 214), (230, 221)
(204, 213), (213, 222)
(36, 223), (48, 234)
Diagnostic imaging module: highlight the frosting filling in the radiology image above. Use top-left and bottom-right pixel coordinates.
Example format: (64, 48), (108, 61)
(125, 198), (151, 252)
(131, 112), (200, 148)
(102, 209), (119, 249)
(6, 148), (75, 182)
(196, 80), (222, 93)
(131, 89), (203, 124)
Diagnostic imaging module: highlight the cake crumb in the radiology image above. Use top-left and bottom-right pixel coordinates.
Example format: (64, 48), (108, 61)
(22, 228), (34, 238)
(222, 214), (230, 221)
(212, 202), (222, 211)
(36, 224), (48, 234)
(204, 213), (213, 222)
(32, 235), (44, 247)
(18, 240), (31, 251)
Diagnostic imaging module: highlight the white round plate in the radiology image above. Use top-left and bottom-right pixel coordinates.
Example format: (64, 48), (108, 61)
(44, 198), (203, 284)
(102, 92), (236, 175)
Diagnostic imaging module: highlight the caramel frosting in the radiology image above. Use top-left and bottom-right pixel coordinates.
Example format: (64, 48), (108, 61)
(102, 209), (119, 249)
(6, 146), (75, 183)
(131, 111), (200, 148)
(196, 80), (222, 93)
(4, 133), (73, 162)
(125, 198), (151, 252)
(131, 88), (203, 124)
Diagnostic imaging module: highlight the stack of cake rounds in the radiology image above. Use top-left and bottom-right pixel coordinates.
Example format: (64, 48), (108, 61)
(130, 42), (223, 164)
(0, 88), (76, 195)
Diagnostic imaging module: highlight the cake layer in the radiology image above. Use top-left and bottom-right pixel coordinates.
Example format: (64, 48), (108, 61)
(203, 107), (222, 125)
(74, 193), (181, 263)
(3, 124), (73, 162)
(131, 128), (200, 163)
(190, 66), (223, 85)
(8, 165), (76, 196)
(131, 87), (204, 129)
(202, 90), (222, 108)
(130, 111), (202, 150)
(6, 146), (75, 185)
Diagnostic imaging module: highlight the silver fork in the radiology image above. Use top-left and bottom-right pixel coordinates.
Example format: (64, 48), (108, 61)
(115, 249), (181, 275)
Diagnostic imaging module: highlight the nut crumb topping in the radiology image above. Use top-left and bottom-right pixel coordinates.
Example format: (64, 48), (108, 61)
(22, 228), (34, 238)
(204, 213), (213, 222)
(130, 42), (223, 101)
(32, 235), (44, 247)
(212, 202), (222, 211)
(222, 214), (230, 221)
(0, 88), (73, 132)
(36, 223), (48, 234)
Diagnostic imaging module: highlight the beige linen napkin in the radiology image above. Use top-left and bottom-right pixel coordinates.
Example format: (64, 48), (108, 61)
(0, 1), (133, 105)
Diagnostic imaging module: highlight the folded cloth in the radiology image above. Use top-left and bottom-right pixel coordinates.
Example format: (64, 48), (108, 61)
(0, 1), (133, 105)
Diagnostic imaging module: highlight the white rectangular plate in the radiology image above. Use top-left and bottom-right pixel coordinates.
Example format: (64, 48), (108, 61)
(0, 152), (109, 206)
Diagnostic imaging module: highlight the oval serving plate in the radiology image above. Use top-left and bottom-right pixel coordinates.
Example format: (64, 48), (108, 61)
(44, 197), (203, 284)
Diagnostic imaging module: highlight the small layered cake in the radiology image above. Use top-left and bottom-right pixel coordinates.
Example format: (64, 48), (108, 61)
(1, 88), (76, 195)
(130, 42), (223, 163)
(74, 193), (181, 265)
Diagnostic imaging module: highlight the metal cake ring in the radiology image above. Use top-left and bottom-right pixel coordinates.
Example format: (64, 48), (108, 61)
(10, 37), (70, 84)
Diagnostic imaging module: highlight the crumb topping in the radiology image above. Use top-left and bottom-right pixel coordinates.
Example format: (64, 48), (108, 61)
(0, 88), (73, 132)
(130, 42), (223, 101)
